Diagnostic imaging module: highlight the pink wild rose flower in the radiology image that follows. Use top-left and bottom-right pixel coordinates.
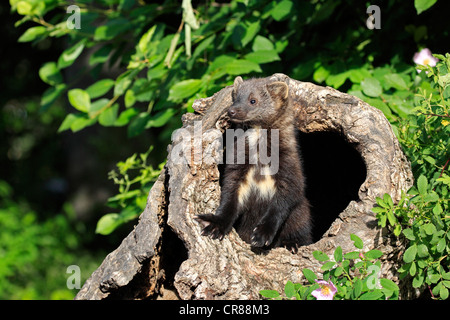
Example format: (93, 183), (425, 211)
(413, 48), (439, 73)
(311, 280), (337, 300)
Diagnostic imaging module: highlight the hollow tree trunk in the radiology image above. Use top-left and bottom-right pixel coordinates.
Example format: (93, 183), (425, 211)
(75, 73), (415, 300)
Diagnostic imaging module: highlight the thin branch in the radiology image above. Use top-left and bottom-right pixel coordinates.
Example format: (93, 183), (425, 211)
(438, 158), (450, 179)
(421, 113), (450, 119)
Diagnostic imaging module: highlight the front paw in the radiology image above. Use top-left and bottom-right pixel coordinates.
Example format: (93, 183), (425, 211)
(251, 223), (277, 248)
(280, 240), (299, 254)
(194, 214), (230, 241)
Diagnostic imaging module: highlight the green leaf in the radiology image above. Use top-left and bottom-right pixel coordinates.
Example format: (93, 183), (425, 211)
(334, 266), (344, 277)
(16, 1), (32, 15)
(417, 175), (428, 195)
(18, 26), (46, 42)
(348, 68), (371, 83)
(440, 286), (449, 299)
(393, 224), (402, 237)
(403, 228), (416, 241)
(403, 244), (417, 263)
(95, 213), (122, 235)
(68, 89), (91, 113)
(361, 77), (382, 97)
(259, 290), (280, 299)
(39, 62), (63, 86)
(41, 84), (66, 112)
(302, 268), (317, 284)
(284, 281), (296, 298)
(241, 21), (260, 47)
(344, 251), (360, 260)
(436, 238), (446, 253)
(387, 210), (397, 226)
(414, 0), (437, 14)
(359, 290), (383, 300)
(58, 113), (82, 133)
(90, 45), (112, 65)
(114, 70), (135, 96)
(70, 115), (97, 132)
(432, 281), (441, 296)
(146, 108), (176, 128)
(371, 206), (386, 214)
(107, 189), (141, 203)
(191, 35), (216, 61)
(350, 234), (363, 249)
(252, 35), (275, 51)
(424, 191), (439, 202)
(224, 59), (262, 75)
(417, 243), (429, 258)
(244, 50), (280, 64)
(437, 174), (450, 187)
(423, 223), (436, 236)
(124, 89), (136, 108)
(365, 98), (393, 119)
(423, 156), (436, 166)
(115, 108), (139, 127)
(313, 65), (330, 83)
(376, 196), (388, 208)
(138, 25), (157, 54)
(383, 193), (394, 208)
(413, 273), (424, 288)
(380, 278), (399, 294)
(365, 250), (383, 260)
(433, 203), (443, 216)
(334, 246), (343, 263)
(168, 79), (203, 102)
(326, 72), (349, 89)
(86, 79), (115, 99)
(384, 73), (408, 90)
(321, 261), (336, 271)
(15, 0), (45, 16)
(128, 112), (151, 137)
(99, 104), (119, 127)
(313, 250), (329, 262)
(429, 272), (442, 285)
(271, 0), (293, 21)
(58, 40), (85, 69)
(409, 261), (417, 276)
(89, 98), (109, 116)
(94, 18), (132, 41)
(352, 278), (363, 299)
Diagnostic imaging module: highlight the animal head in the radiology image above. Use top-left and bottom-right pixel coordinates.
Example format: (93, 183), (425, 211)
(228, 76), (290, 127)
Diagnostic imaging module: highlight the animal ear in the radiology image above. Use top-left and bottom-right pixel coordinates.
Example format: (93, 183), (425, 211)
(267, 81), (289, 101)
(233, 76), (243, 90)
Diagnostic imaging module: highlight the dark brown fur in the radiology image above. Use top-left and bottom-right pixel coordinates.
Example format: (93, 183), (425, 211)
(195, 77), (312, 252)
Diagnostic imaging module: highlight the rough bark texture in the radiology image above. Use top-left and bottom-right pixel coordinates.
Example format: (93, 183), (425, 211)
(75, 74), (415, 300)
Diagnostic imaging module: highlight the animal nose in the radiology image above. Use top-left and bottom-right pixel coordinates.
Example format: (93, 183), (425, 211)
(228, 107), (237, 117)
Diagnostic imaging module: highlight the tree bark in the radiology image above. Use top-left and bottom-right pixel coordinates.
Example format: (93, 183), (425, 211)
(75, 73), (415, 300)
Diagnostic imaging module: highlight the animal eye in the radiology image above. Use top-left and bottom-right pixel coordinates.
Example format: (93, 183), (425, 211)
(250, 99), (256, 105)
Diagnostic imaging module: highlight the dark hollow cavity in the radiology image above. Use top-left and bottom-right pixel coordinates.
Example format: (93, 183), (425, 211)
(297, 130), (367, 242)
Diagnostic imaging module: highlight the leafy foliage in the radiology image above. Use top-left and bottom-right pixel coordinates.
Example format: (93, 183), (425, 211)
(260, 234), (399, 300)
(10, 0), (446, 234)
(96, 147), (163, 235)
(372, 54), (450, 300)
(0, 180), (103, 299)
